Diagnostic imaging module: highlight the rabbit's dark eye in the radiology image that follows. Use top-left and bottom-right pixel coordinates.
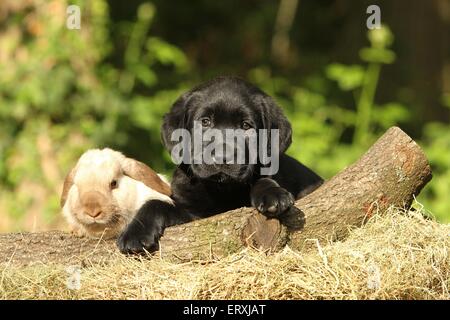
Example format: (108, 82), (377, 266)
(110, 180), (118, 189)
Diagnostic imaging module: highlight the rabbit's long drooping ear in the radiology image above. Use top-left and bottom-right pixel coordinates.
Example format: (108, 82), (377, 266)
(161, 91), (195, 153)
(121, 158), (171, 196)
(60, 166), (77, 208)
(253, 92), (292, 154)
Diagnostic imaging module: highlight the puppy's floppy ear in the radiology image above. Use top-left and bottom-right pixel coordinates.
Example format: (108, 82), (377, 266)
(253, 92), (292, 154)
(121, 158), (172, 197)
(60, 166), (77, 208)
(161, 91), (195, 153)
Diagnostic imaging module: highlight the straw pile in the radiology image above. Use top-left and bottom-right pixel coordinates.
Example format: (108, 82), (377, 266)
(1, 206), (448, 300)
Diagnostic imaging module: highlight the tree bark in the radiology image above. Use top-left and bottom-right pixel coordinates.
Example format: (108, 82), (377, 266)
(0, 127), (432, 267)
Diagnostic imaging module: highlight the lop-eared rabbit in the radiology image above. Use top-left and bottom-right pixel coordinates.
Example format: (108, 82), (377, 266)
(61, 148), (174, 242)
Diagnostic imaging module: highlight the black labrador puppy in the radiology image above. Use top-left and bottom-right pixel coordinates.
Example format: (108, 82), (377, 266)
(117, 76), (323, 253)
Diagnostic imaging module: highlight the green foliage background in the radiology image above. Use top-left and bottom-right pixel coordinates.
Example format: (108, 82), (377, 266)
(0, 0), (449, 231)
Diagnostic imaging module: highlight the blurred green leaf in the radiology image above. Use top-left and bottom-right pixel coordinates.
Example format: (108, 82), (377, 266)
(359, 47), (396, 64)
(326, 64), (365, 91)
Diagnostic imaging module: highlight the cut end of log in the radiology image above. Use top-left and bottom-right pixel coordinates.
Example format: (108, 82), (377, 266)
(291, 126), (432, 251)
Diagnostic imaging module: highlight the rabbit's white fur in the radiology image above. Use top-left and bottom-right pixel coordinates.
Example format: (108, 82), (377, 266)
(62, 148), (172, 239)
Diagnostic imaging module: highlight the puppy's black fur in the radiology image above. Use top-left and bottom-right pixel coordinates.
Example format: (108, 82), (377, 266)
(117, 76), (323, 254)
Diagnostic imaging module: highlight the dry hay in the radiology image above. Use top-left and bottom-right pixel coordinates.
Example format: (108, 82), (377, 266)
(1, 207), (449, 300)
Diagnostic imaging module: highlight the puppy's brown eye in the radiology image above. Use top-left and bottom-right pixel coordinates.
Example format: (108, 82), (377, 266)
(201, 118), (211, 127)
(242, 121), (252, 130)
(110, 180), (118, 189)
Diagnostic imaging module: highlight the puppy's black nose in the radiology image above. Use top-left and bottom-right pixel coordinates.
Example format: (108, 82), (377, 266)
(212, 154), (234, 165)
(211, 141), (236, 165)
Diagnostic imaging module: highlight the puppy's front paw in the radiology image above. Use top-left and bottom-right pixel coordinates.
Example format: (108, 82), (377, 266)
(279, 206), (305, 231)
(116, 222), (162, 254)
(252, 186), (295, 217)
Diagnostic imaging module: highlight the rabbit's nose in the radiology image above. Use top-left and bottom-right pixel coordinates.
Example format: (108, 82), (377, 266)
(85, 207), (103, 218)
(81, 191), (106, 218)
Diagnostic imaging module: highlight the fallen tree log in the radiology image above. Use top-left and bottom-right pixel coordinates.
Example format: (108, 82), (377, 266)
(0, 127), (432, 267)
